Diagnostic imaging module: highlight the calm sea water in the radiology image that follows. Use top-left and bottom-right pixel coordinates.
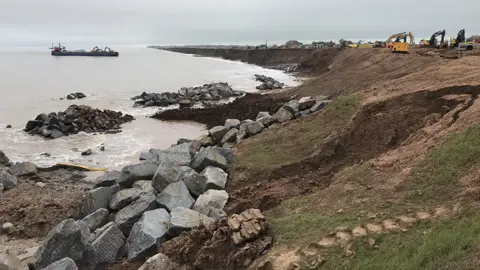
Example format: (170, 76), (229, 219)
(0, 46), (298, 169)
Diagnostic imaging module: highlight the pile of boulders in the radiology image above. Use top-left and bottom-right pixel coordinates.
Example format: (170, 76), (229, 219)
(268, 63), (298, 73)
(0, 151), (39, 194)
(132, 82), (244, 108)
(254, 74), (284, 90)
(66, 92), (86, 100)
(200, 95), (332, 148)
(31, 139), (236, 269)
(23, 105), (135, 139)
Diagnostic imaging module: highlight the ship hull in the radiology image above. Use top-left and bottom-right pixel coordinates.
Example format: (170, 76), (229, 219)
(51, 51), (119, 57)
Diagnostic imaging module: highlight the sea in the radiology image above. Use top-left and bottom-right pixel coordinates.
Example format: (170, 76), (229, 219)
(0, 46), (299, 170)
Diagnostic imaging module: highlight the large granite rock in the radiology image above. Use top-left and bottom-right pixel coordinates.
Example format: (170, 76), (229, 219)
(10, 162), (37, 176)
(257, 115), (276, 127)
(94, 171), (120, 188)
(220, 128), (238, 144)
(33, 219), (95, 270)
(224, 119), (240, 130)
(80, 208), (110, 232)
(0, 151), (9, 166)
(152, 157), (182, 193)
(109, 188), (145, 211)
(190, 147), (228, 172)
(310, 100), (332, 112)
(193, 189), (229, 220)
(178, 166), (207, 197)
(209, 126), (229, 142)
(0, 169), (17, 190)
(160, 143), (193, 166)
(274, 107), (294, 123)
(156, 181), (195, 211)
(115, 193), (158, 235)
(138, 253), (180, 270)
(245, 121), (264, 136)
(133, 180), (156, 194)
(92, 222), (126, 266)
(201, 166), (228, 190)
(126, 209), (170, 262)
(84, 185), (120, 215)
(212, 146), (234, 164)
(256, 111), (270, 120)
(168, 207), (214, 236)
(283, 100), (300, 113)
(42, 257), (78, 270)
(118, 162), (159, 188)
(298, 96), (316, 111)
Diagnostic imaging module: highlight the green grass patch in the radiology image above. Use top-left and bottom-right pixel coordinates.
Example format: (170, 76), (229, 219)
(234, 95), (360, 177)
(406, 124), (480, 200)
(319, 214), (480, 270)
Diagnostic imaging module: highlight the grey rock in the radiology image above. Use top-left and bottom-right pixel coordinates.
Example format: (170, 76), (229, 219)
(126, 209), (170, 262)
(178, 166), (207, 197)
(212, 146), (234, 163)
(133, 180), (156, 194)
(81, 149), (93, 156)
(0, 183), (3, 192)
(84, 185), (120, 215)
(220, 128), (238, 144)
(283, 100), (300, 113)
(115, 193), (158, 235)
(298, 96), (316, 111)
(50, 129), (66, 139)
(168, 207), (215, 236)
(256, 111), (270, 120)
(245, 121), (264, 136)
(138, 253), (180, 270)
(139, 149), (159, 161)
(71, 171), (87, 180)
(118, 162), (159, 188)
(156, 181), (195, 211)
(201, 166), (228, 190)
(224, 119), (240, 130)
(81, 208), (110, 232)
(193, 189), (229, 220)
(240, 119), (254, 126)
(274, 107), (294, 123)
(94, 170), (120, 188)
(33, 219), (95, 270)
(161, 143), (192, 166)
(315, 95), (330, 101)
(42, 257), (78, 270)
(0, 151), (9, 166)
(152, 158), (182, 193)
(10, 162), (37, 177)
(310, 100), (332, 112)
(236, 127), (248, 141)
(257, 115), (276, 127)
(208, 126), (229, 142)
(186, 140), (202, 157)
(0, 170), (17, 190)
(109, 188), (145, 211)
(92, 223), (126, 266)
(190, 147), (228, 172)
(295, 109), (312, 118)
(199, 135), (215, 147)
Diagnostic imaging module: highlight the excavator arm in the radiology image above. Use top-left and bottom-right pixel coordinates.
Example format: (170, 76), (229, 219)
(387, 32), (407, 43)
(429, 30), (446, 46)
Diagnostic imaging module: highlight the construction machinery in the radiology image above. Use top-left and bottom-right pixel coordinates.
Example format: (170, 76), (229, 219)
(385, 32), (407, 48)
(450, 29), (465, 48)
(390, 32), (415, 53)
(420, 30), (447, 48)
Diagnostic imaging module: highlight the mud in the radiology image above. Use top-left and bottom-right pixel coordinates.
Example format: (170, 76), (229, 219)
(0, 169), (92, 238)
(160, 218), (272, 270)
(152, 93), (291, 129)
(226, 87), (480, 214)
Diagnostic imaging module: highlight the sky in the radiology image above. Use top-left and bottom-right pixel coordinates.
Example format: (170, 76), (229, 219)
(0, 0), (478, 47)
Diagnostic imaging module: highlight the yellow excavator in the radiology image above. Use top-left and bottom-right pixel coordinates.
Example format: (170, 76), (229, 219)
(389, 32), (415, 53)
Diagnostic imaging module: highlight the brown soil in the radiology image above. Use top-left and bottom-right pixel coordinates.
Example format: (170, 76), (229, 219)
(0, 169), (92, 238)
(152, 92), (291, 129)
(160, 219), (272, 270)
(105, 261), (144, 270)
(226, 87), (474, 214)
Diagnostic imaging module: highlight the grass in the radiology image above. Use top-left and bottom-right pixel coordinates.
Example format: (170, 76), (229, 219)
(234, 95), (360, 179)
(319, 213), (480, 270)
(406, 124), (480, 200)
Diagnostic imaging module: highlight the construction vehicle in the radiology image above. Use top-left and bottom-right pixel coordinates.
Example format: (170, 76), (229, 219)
(389, 32), (415, 53)
(420, 30), (448, 48)
(385, 32), (407, 48)
(450, 29), (465, 48)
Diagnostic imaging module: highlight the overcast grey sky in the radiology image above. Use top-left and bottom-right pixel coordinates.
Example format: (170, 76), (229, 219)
(0, 0), (478, 47)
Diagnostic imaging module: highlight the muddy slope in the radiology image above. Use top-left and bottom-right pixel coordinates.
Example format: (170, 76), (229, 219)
(226, 86), (480, 214)
(152, 93), (291, 129)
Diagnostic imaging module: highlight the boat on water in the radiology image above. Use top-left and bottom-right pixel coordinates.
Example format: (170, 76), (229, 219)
(50, 43), (119, 57)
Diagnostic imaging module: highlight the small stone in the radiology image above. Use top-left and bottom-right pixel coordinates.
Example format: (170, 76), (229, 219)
(368, 238), (376, 247)
(36, 182), (47, 188)
(365, 223), (384, 234)
(81, 149), (93, 156)
(0, 151), (9, 166)
(298, 96), (316, 110)
(398, 216), (416, 228)
(5, 125), (12, 129)
(416, 212), (432, 220)
(352, 226), (367, 237)
(2, 222), (13, 233)
(310, 100), (332, 113)
(100, 146), (105, 151)
(382, 219), (401, 231)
